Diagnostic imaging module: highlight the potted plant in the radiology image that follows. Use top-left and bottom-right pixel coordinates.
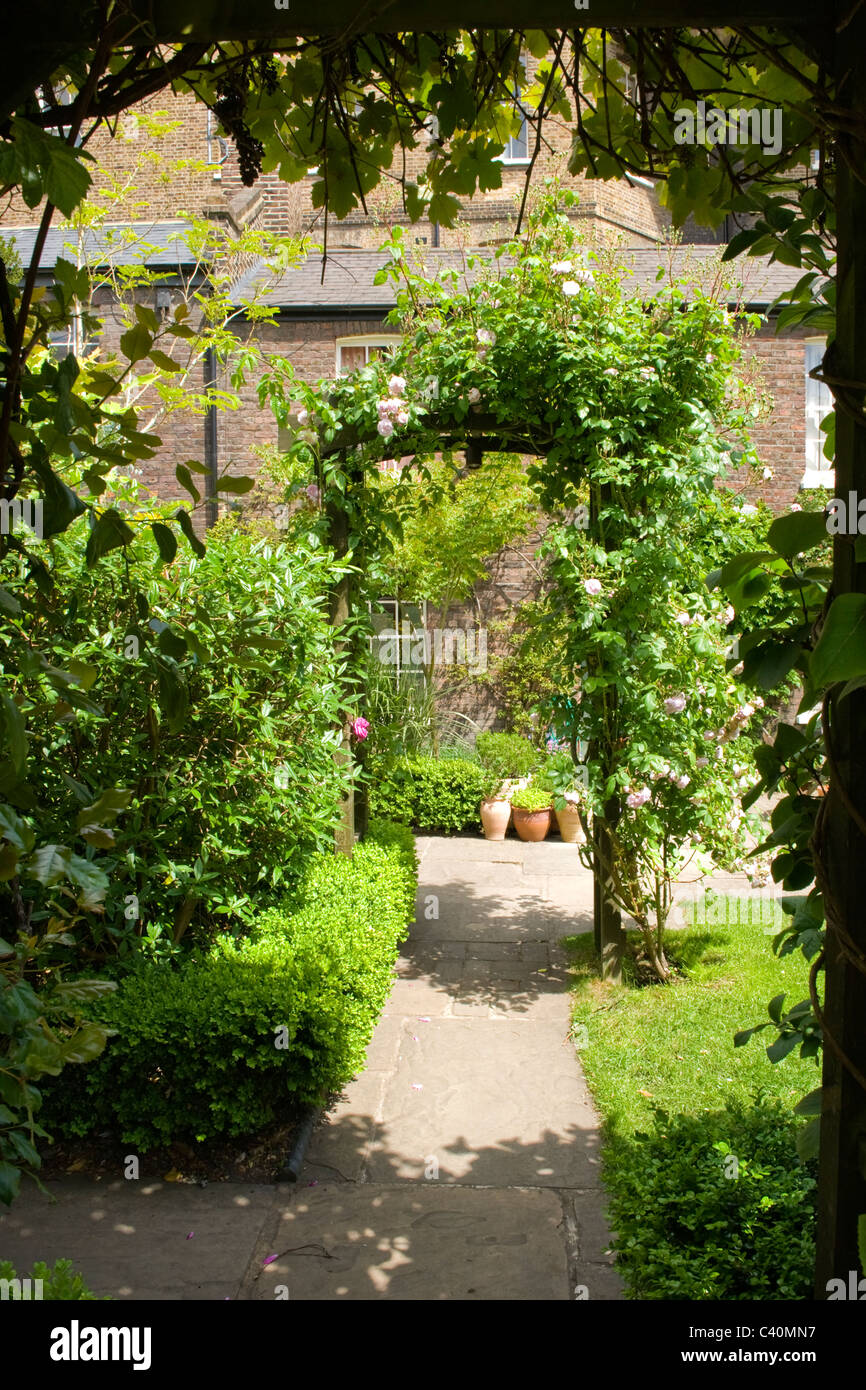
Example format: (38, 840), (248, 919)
(510, 779), (554, 842)
(475, 732), (539, 841)
(479, 768), (512, 840)
(540, 752), (588, 844)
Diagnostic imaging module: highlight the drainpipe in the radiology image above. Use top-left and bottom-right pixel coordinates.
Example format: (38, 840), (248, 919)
(203, 345), (218, 529)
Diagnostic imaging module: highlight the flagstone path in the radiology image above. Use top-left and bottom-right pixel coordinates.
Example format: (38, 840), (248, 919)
(2, 835), (623, 1300)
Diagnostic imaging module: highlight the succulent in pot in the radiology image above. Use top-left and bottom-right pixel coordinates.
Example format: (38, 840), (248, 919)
(510, 779), (553, 842)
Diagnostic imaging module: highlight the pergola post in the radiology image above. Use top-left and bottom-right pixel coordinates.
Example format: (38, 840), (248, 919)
(814, 8), (866, 1295)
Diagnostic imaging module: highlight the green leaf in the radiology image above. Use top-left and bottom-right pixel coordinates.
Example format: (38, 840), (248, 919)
(1, 692), (27, 776)
(215, 475), (255, 495)
(25, 843), (71, 886)
(175, 464), (201, 505)
(85, 509), (135, 567)
(811, 594), (866, 689)
(76, 787), (132, 832)
(0, 1162), (21, 1206)
(60, 1022), (111, 1065)
(64, 854), (109, 909)
(175, 508), (205, 559)
(120, 322), (153, 365)
(795, 1115), (821, 1162)
(767, 510), (829, 559)
(150, 522), (178, 565)
(793, 1086), (822, 1118)
(0, 805), (35, 854)
(43, 145), (92, 217)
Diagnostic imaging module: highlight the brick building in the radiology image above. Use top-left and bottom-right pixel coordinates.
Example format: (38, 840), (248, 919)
(2, 88), (831, 730)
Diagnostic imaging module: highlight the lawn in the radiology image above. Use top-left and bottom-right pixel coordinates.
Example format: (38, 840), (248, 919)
(566, 897), (820, 1300)
(567, 896), (818, 1127)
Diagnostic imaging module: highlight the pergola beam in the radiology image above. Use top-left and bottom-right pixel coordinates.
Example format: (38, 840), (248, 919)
(5, 1), (824, 47)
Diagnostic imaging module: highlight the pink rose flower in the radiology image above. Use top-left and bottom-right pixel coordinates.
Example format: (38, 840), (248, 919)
(388, 375), (407, 397)
(584, 578), (602, 596)
(351, 717), (370, 740)
(664, 694), (687, 715)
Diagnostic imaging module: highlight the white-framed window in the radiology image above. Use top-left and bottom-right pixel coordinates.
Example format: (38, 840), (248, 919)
(369, 598), (428, 682)
(502, 111), (529, 164)
(335, 336), (398, 375)
(802, 339), (834, 487)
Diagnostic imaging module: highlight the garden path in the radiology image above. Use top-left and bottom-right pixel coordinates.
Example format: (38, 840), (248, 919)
(251, 834), (623, 1300)
(0, 836), (773, 1299)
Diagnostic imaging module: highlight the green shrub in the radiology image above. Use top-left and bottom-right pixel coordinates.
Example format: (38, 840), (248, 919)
(475, 731), (540, 783)
(368, 756), (486, 833)
(44, 822), (417, 1150)
(0, 1259), (108, 1300)
(510, 779), (553, 811)
(605, 1100), (816, 1300)
(3, 500), (352, 959)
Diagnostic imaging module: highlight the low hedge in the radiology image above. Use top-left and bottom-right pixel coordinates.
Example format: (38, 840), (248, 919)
(45, 821), (417, 1150)
(368, 756), (486, 833)
(605, 1100), (816, 1300)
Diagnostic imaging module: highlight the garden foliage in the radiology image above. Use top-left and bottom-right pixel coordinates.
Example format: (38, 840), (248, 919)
(46, 822), (417, 1149)
(368, 756), (486, 835)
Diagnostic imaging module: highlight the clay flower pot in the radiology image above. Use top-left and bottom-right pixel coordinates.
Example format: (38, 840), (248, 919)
(480, 798), (511, 841)
(512, 806), (552, 842)
(555, 803), (586, 845)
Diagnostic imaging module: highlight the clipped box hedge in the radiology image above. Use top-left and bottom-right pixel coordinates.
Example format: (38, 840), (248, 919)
(368, 755), (486, 834)
(46, 821), (417, 1150)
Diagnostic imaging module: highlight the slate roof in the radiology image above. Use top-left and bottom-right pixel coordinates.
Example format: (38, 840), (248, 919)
(3, 221), (198, 273)
(231, 241), (804, 313)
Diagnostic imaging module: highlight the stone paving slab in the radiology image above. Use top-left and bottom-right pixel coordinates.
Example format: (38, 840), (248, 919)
(242, 1184), (573, 1301)
(0, 1180), (277, 1301)
(363, 1016), (602, 1188)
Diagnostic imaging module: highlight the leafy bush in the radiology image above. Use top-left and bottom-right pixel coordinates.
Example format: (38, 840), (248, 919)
(368, 756), (486, 833)
(44, 822), (417, 1149)
(510, 779), (553, 812)
(2, 489), (352, 958)
(0, 1258), (108, 1300)
(605, 1100), (816, 1300)
(475, 732), (539, 783)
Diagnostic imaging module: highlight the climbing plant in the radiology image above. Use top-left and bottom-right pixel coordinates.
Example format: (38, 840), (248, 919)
(266, 191), (772, 980)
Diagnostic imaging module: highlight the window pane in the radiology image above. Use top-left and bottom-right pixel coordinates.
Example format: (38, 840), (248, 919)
(339, 345), (367, 374)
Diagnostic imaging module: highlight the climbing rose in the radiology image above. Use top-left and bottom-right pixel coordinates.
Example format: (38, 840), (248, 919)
(388, 375), (407, 397)
(551, 260), (573, 273)
(468, 387), (481, 404)
(305, 484), (321, 504)
(561, 280), (582, 296)
(674, 611), (691, 626)
(664, 694), (687, 714)
(584, 578), (602, 596)
(394, 409), (410, 426)
(626, 787), (651, 809)
(674, 774), (691, 790)
(351, 717), (370, 740)
(477, 329), (496, 346)
(724, 604), (736, 624)
(377, 419), (394, 439)
(296, 408), (309, 427)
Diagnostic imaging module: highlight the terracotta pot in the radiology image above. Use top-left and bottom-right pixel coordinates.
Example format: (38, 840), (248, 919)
(555, 803), (586, 845)
(512, 806), (552, 842)
(480, 798), (511, 841)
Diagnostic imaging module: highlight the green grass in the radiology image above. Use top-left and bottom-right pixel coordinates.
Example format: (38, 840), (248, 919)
(565, 897), (820, 1299)
(567, 896), (818, 1128)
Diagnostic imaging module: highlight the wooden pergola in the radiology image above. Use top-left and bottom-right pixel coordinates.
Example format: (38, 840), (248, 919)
(11, 0), (866, 1300)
